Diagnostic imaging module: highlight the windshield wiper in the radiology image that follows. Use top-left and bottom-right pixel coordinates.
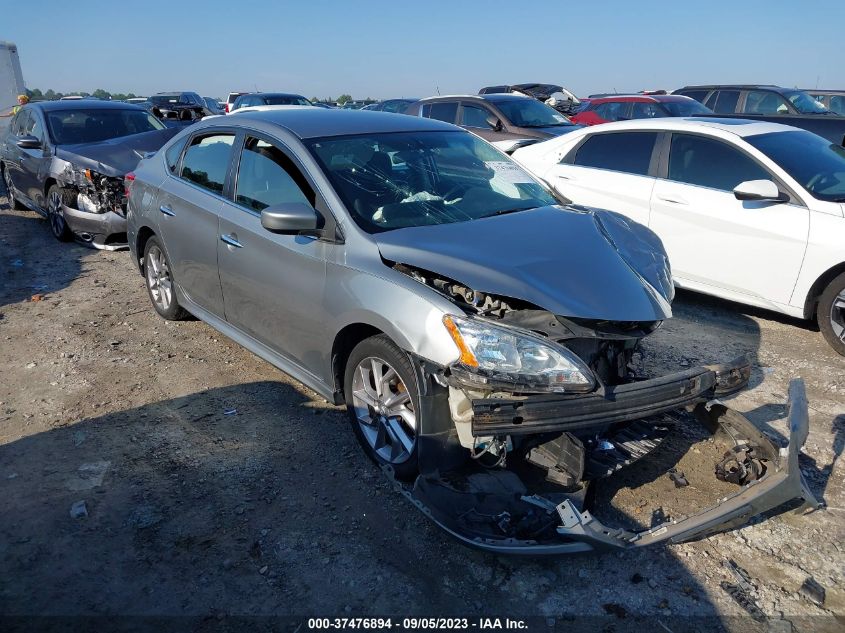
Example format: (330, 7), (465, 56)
(480, 205), (537, 219)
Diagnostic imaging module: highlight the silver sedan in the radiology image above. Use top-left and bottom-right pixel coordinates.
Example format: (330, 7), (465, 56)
(126, 109), (815, 553)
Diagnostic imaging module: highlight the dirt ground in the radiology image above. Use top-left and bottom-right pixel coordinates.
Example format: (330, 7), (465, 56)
(1, 193), (843, 631)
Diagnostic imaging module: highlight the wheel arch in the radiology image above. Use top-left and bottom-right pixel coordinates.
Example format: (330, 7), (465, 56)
(135, 226), (157, 274)
(803, 261), (845, 320)
(330, 323), (385, 404)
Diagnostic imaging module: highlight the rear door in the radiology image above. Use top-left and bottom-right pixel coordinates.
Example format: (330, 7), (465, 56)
(543, 130), (660, 228)
(649, 132), (809, 305)
(217, 134), (330, 372)
(155, 130), (236, 318)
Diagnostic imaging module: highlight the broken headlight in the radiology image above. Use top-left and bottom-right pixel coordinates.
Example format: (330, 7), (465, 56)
(443, 315), (596, 393)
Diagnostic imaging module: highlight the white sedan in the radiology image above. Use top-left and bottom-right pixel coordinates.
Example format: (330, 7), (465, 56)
(513, 118), (845, 354)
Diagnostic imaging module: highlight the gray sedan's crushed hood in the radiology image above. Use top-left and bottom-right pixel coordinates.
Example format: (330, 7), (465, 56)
(375, 205), (673, 322)
(55, 128), (180, 177)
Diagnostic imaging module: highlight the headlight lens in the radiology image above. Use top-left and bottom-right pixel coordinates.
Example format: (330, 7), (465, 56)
(443, 315), (595, 393)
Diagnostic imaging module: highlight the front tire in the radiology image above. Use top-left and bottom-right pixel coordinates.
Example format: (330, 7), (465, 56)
(143, 236), (189, 321)
(3, 164), (26, 210)
(47, 184), (73, 241)
(818, 272), (845, 356)
(344, 335), (420, 481)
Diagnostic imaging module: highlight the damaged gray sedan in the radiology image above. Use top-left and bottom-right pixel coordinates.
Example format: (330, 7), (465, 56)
(0, 100), (178, 249)
(126, 109), (817, 553)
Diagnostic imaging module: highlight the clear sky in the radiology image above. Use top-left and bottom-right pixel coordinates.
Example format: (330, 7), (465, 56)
(4, 0), (843, 100)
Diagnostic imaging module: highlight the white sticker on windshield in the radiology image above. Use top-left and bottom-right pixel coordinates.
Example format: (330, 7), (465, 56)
(485, 161), (533, 184)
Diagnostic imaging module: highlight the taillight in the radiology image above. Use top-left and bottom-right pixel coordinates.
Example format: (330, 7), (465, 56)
(225, 103), (230, 113)
(124, 171), (136, 197)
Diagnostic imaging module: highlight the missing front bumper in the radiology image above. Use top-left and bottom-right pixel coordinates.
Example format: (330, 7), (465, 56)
(391, 378), (818, 554)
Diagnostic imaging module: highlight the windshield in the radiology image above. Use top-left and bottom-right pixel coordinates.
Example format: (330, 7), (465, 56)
(489, 98), (574, 128)
(660, 99), (713, 117)
(262, 95), (311, 106)
(784, 90), (829, 114)
(307, 131), (557, 233)
(45, 109), (165, 144)
(746, 130), (845, 202)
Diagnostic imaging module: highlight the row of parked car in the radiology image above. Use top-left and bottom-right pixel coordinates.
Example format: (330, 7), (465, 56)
(0, 85), (828, 554)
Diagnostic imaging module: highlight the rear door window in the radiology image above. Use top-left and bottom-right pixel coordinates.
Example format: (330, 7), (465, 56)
(631, 102), (662, 119)
(572, 132), (658, 176)
(708, 90), (740, 113)
(234, 136), (314, 212)
(667, 133), (770, 191)
(180, 133), (236, 195)
(420, 102), (458, 123)
(677, 90), (709, 103)
(593, 102), (631, 121)
(165, 137), (188, 173)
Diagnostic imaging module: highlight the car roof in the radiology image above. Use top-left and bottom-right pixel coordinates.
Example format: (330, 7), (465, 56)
(677, 84), (791, 93)
(27, 100), (147, 112)
(587, 94), (696, 104)
(566, 117), (797, 137)
(208, 108), (459, 139)
(418, 93), (535, 103)
(241, 92), (307, 98)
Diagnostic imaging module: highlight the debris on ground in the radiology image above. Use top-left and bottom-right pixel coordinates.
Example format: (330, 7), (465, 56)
(70, 500), (88, 519)
(668, 468), (689, 488)
(798, 577), (826, 607)
(720, 580), (766, 622)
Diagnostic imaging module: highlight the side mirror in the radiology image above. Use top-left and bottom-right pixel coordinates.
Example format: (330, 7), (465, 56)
(733, 179), (785, 202)
(260, 202), (319, 234)
(485, 115), (503, 131)
(16, 135), (41, 150)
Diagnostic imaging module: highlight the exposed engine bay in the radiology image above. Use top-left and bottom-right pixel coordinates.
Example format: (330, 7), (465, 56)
(386, 261), (818, 553)
(60, 163), (126, 216)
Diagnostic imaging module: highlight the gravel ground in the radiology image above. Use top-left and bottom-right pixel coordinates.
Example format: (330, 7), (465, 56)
(0, 193), (843, 632)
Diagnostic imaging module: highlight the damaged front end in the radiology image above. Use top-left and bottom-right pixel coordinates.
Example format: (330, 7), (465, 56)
(52, 127), (179, 249)
(383, 259), (816, 553)
(55, 164), (129, 249)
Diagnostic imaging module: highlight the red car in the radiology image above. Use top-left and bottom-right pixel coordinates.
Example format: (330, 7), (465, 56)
(571, 94), (712, 126)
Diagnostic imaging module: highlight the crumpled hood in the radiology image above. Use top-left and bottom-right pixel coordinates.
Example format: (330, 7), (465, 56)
(375, 205), (673, 322)
(55, 128), (180, 177)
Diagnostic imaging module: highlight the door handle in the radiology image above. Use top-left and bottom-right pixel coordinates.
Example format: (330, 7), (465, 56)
(159, 204), (175, 216)
(220, 234), (243, 248)
(656, 194), (688, 205)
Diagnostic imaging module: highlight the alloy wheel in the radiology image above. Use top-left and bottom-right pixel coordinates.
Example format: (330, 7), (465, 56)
(830, 290), (845, 343)
(48, 189), (67, 238)
(351, 356), (417, 464)
(146, 245), (173, 311)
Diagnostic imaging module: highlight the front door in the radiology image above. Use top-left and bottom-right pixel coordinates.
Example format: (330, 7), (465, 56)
(217, 134), (329, 373)
(649, 132), (809, 306)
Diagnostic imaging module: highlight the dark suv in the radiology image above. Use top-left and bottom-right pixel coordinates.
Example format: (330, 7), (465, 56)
(674, 84), (828, 116)
(674, 84), (845, 146)
(405, 94), (580, 153)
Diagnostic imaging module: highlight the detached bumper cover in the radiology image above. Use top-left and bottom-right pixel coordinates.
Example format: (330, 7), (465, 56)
(397, 378), (819, 554)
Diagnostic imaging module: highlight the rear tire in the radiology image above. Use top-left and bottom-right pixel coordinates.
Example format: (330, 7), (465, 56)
(2, 164), (25, 210)
(818, 272), (845, 356)
(47, 184), (73, 241)
(344, 334), (420, 481)
(143, 236), (189, 321)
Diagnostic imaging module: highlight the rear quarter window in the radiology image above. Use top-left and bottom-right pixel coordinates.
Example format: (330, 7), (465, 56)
(572, 132), (659, 176)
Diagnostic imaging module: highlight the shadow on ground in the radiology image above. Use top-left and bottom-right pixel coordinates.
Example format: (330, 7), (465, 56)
(0, 201), (86, 309)
(0, 380), (759, 630)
